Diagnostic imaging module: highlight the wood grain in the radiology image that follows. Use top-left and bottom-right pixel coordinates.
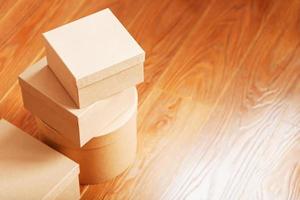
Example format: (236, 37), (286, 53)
(0, 0), (299, 199)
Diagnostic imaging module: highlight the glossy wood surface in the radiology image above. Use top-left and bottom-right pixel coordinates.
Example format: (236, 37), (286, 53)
(0, 0), (299, 199)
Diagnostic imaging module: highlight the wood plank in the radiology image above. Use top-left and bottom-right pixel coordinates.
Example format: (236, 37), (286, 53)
(0, 0), (300, 199)
(156, 0), (300, 198)
(82, 0), (300, 198)
(240, 122), (300, 200)
(126, 0), (214, 104)
(282, 78), (300, 127)
(156, 0), (278, 102)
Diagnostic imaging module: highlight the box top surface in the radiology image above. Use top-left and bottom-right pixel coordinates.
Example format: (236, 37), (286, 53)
(0, 120), (79, 199)
(43, 8), (145, 87)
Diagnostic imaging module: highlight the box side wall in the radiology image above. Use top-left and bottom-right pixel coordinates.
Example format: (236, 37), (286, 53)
(77, 52), (145, 88)
(55, 175), (80, 200)
(43, 37), (80, 108)
(19, 79), (81, 146)
(43, 167), (80, 200)
(37, 105), (137, 149)
(78, 63), (143, 108)
(35, 117), (79, 149)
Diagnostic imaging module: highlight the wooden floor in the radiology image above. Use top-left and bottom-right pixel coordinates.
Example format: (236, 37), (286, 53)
(1, 0), (300, 199)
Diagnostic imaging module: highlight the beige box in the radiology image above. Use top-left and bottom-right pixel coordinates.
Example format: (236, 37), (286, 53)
(36, 108), (137, 185)
(19, 57), (138, 147)
(42, 8), (145, 108)
(0, 119), (80, 200)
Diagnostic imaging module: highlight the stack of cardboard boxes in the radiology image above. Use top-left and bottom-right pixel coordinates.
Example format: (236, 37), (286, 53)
(19, 8), (144, 184)
(1, 8), (144, 199)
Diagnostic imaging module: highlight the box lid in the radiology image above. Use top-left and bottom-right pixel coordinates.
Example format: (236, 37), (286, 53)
(0, 120), (79, 200)
(43, 8), (145, 89)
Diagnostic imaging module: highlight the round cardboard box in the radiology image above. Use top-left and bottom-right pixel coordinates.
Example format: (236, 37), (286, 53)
(37, 112), (136, 184)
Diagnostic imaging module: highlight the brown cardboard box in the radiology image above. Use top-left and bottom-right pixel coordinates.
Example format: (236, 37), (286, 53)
(43, 8), (145, 108)
(36, 111), (137, 185)
(0, 119), (80, 200)
(19, 57), (138, 147)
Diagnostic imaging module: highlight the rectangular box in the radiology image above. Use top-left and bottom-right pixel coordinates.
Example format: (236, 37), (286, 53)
(43, 8), (145, 108)
(19, 57), (138, 147)
(0, 119), (80, 200)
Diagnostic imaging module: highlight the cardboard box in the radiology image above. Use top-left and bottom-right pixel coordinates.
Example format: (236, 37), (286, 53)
(43, 8), (145, 108)
(0, 119), (80, 200)
(36, 111), (137, 185)
(19, 57), (138, 147)
(35, 85), (137, 150)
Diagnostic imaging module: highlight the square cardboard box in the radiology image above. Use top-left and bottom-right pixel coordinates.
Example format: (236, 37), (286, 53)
(19, 57), (138, 147)
(35, 82), (137, 150)
(0, 120), (80, 200)
(43, 8), (145, 108)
